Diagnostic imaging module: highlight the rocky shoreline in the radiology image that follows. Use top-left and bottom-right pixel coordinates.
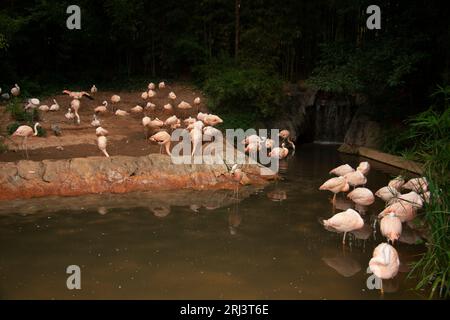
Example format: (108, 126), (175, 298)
(0, 154), (275, 201)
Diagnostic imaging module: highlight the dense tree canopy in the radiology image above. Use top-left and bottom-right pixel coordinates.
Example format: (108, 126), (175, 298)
(0, 0), (449, 117)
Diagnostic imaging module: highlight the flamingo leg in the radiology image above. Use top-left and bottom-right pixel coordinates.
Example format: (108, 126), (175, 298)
(380, 280), (384, 296)
(159, 144), (162, 154)
(342, 231), (347, 245)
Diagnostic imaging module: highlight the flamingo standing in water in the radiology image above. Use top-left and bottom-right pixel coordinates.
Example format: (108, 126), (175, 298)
(319, 176), (350, 206)
(347, 187), (375, 206)
(279, 129), (296, 152)
(356, 161), (370, 176)
(230, 164), (243, 200)
(344, 170), (367, 188)
(380, 213), (402, 244)
(95, 101), (108, 114)
(12, 123), (40, 159)
(330, 164), (355, 176)
(323, 208), (364, 244)
(368, 243), (400, 295)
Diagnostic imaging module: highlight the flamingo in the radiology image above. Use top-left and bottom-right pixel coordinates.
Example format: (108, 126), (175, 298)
(110, 94), (121, 112)
(177, 101), (192, 118)
(368, 243), (400, 294)
(65, 107), (75, 121)
(12, 122), (40, 159)
(330, 164), (355, 177)
(97, 136), (109, 157)
(403, 177), (428, 193)
(268, 145), (289, 159)
(356, 161), (370, 176)
(63, 90), (93, 100)
(242, 134), (262, 145)
(323, 208), (364, 244)
(158, 81), (165, 89)
(11, 84), (20, 97)
(375, 186), (399, 202)
(96, 127), (108, 136)
(388, 176), (405, 190)
(38, 104), (49, 112)
(25, 98), (40, 110)
(319, 176), (350, 206)
(245, 142), (260, 153)
(91, 114), (101, 127)
(203, 114), (223, 126)
(378, 202), (416, 223)
(230, 164), (243, 200)
(344, 170), (367, 188)
(71, 99), (81, 124)
(141, 91), (148, 100)
(279, 129), (296, 151)
(142, 116), (151, 139)
(148, 82), (156, 90)
(91, 85), (97, 94)
(168, 91), (176, 101)
(164, 115), (181, 129)
(148, 90), (156, 98)
(347, 187), (375, 206)
(131, 105), (144, 113)
(95, 101), (108, 114)
(194, 97), (201, 112)
(148, 118), (164, 129)
(380, 213), (402, 244)
(190, 126), (203, 156)
(395, 191), (424, 209)
(115, 109), (129, 116)
(49, 99), (60, 111)
(197, 112), (208, 121)
(150, 131), (171, 155)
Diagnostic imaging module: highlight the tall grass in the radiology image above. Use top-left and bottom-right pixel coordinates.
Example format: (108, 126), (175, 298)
(402, 86), (450, 298)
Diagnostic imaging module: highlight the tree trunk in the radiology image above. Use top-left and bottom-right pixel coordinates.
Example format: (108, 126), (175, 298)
(234, 0), (240, 61)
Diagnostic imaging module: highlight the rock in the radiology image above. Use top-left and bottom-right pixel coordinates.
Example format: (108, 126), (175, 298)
(0, 153), (273, 201)
(343, 114), (381, 148)
(17, 160), (43, 180)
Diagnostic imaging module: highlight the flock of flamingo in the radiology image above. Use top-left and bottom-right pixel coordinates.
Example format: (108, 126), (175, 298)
(4, 82), (296, 162)
(319, 162), (429, 293)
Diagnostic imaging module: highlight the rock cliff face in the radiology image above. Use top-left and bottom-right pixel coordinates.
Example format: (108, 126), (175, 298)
(0, 154), (274, 201)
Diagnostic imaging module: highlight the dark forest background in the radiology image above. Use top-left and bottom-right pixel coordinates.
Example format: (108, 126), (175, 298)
(0, 0), (449, 121)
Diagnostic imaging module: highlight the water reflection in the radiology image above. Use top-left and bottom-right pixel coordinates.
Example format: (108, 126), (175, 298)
(0, 144), (429, 299)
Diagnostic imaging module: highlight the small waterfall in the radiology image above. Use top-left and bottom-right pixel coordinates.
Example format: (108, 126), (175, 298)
(312, 99), (355, 144)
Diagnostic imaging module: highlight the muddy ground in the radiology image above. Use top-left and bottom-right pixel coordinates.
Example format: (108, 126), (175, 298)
(0, 83), (207, 162)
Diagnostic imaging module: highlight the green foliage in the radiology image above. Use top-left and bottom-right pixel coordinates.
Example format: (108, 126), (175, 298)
(6, 99), (39, 123)
(307, 39), (427, 96)
(36, 125), (46, 137)
(197, 59), (283, 124)
(400, 86), (450, 299)
(6, 122), (20, 136)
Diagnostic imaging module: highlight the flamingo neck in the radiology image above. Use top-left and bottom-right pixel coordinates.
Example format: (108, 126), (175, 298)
(33, 123), (39, 136)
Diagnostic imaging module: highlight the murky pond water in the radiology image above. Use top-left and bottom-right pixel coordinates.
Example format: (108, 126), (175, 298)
(0, 144), (429, 299)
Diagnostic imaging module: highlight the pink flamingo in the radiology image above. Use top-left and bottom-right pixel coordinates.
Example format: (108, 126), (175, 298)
(323, 208), (364, 244)
(380, 213), (402, 244)
(375, 186), (399, 202)
(368, 243), (400, 295)
(356, 161), (370, 176)
(329, 164), (355, 176)
(12, 122), (40, 159)
(378, 202), (416, 223)
(97, 136), (109, 157)
(403, 177), (428, 193)
(347, 187), (375, 206)
(344, 170), (367, 188)
(319, 176), (350, 206)
(388, 176), (405, 190)
(150, 131), (171, 155)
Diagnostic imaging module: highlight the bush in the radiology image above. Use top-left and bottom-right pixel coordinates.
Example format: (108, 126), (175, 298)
(6, 98), (39, 122)
(405, 85), (450, 298)
(195, 58), (283, 126)
(7, 122), (20, 135)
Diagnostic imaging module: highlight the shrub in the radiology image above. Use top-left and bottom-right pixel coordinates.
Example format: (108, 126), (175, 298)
(7, 122), (20, 135)
(6, 98), (39, 122)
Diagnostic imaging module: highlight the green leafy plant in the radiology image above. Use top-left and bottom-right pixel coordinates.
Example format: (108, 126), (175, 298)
(405, 85), (450, 298)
